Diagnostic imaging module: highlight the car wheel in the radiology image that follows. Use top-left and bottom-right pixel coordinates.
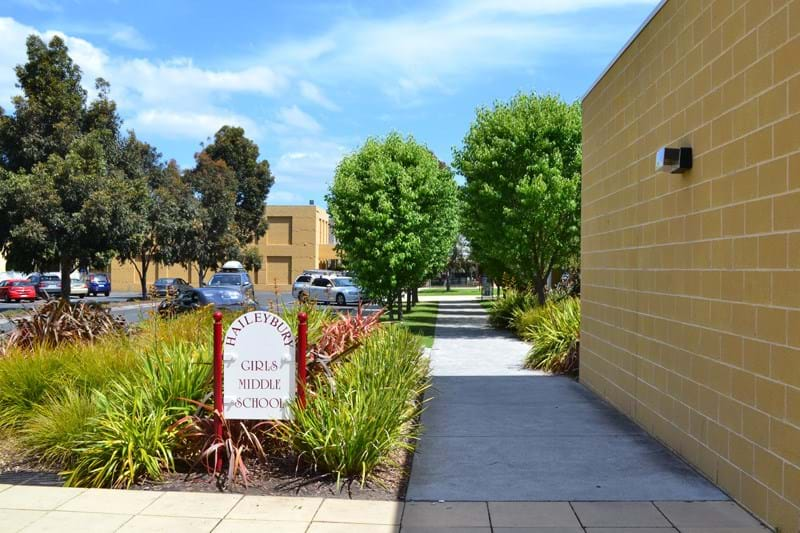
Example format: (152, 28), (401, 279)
(79, 295), (85, 299)
(336, 293), (346, 306)
(298, 291), (308, 303)
(104, 291), (110, 297)
(3, 295), (9, 303)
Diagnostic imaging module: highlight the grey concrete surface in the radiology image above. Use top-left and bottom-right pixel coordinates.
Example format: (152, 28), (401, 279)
(406, 299), (727, 502)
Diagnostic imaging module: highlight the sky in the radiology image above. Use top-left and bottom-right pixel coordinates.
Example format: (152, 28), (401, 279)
(0, 0), (659, 207)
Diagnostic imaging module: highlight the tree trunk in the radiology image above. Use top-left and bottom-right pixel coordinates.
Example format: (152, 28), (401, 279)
(413, 286), (419, 304)
(138, 259), (150, 300)
(396, 290), (403, 320)
(406, 288), (412, 314)
(445, 271), (451, 291)
(388, 296), (395, 321)
(534, 278), (547, 305)
(60, 257), (72, 301)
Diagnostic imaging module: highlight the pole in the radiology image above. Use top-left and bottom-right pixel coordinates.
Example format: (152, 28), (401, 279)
(297, 312), (308, 409)
(212, 311), (223, 473)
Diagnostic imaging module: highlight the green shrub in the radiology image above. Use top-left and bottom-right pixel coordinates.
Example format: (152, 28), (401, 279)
(63, 384), (178, 488)
(0, 349), (67, 429)
(277, 301), (335, 346)
(523, 297), (580, 373)
(510, 305), (548, 338)
(488, 289), (538, 329)
(139, 342), (211, 417)
(278, 325), (430, 484)
(20, 388), (98, 466)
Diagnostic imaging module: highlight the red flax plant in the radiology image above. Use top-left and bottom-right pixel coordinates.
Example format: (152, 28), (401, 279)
(307, 303), (384, 379)
(174, 401), (272, 490)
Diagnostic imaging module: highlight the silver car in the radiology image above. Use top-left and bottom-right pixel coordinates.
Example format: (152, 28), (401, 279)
(308, 276), (362, 306)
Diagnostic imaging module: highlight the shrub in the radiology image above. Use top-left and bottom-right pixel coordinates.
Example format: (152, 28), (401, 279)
(277, 300), (335, 347)
(139, 342), (212, 417)
(488, 289), (538, 329)
(1, 300), (126, 354)
(311, 304), (384, 371)
(278, 325), (430, 484)
(523, 297), (580, 374)
(20, 388), (98, 466)
(63, 384), (179, 488)
(510, 305), (548, 338)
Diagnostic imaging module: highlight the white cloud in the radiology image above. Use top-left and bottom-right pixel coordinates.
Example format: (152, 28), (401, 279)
(130, 109), (261, 141)
(274, 105), (322, 134)
(299, 80), (340, 111)
(271, 137), (350, 200)
(107, 25), (151, 51)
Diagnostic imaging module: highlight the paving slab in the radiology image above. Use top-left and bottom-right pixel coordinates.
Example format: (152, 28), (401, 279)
(227, 495), (322, 521)
(571, 501), (672, 527)
(58, 487), (163, 514)
(307, 523), (399, 533)
(407, 300), (727, 503)
(0, 485), (85, 510)
(401, 502), (490, 528)
(654, 502), (766, 528)
(213, 519), (309, 533)
(117, 514), (219, 532)
(315, 498), (404, 524)
(488, 502), (581, 527)
(139, 490), (241, 518)
(20, 510), (132, 532)
(584, 529), (678, 533)
(1, 509), (46, 532)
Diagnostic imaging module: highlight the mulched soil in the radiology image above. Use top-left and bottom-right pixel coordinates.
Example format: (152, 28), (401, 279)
(0, 436), (412, 500)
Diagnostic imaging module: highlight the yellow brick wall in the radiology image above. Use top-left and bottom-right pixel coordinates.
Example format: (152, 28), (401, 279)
(110, 205), (338, 293)
(581, 1), (800, 530)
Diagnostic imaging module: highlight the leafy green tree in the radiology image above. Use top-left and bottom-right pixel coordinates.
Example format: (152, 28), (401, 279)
(184, 152), (238, 284)
(115, 134), (197, 298)
(237, 245), (263, 275)
(0, 132), (143, 298)
(201, 126), (273, 245)
(454, 93), (581, 304)
(327, 133), (459, 319)
(0, 35), (86, 172)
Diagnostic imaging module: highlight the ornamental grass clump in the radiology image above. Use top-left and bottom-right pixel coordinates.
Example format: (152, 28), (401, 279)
(523, 296), (580, 374)
(278, 325), (430, 485)
(488, 289), (538, 329)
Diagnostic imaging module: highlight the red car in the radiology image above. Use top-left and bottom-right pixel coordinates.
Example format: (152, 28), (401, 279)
(0, 279), (37, 302)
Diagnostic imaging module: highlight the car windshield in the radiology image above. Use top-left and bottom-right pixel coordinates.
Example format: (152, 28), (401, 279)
(93, 274), (108, 282)
(333, 278), (355, 287)
(11, 281), (32, 287)
(209, 274), (241, 286)
(201, 289), (242, 304)
(155, 278), (174, 285)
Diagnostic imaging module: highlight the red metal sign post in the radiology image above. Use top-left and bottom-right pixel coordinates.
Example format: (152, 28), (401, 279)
(212, 311), (224, 473)
(297, 312), (308, 409)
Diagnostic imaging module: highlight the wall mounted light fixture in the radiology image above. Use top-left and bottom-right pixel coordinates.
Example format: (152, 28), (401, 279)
(655, 146), (692, 173)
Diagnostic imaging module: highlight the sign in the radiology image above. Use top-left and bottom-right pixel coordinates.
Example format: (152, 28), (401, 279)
(222, 311), (296, 420)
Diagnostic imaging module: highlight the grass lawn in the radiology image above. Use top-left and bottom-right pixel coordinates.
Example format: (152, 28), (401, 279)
(479, 299), (494, 311)
(382, 301), (438, 348)
(419, 287), (480, 296)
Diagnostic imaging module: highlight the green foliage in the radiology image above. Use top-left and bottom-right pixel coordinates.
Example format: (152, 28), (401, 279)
(201, 126), (274, 245)
(278, 325), (429, 484)
(523, 297), (581, 374)
(327, 132), (459, 311)
(20, 388), (98, 466)
(276, 300), (335, 347)
(510, 304), (549, 339)
(63, 385), (179, 488)
(487, 289), (538, 329)
(454, 93), (582, 304)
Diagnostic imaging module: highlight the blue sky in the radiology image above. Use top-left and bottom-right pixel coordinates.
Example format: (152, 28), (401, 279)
(1, 0), (658, 206)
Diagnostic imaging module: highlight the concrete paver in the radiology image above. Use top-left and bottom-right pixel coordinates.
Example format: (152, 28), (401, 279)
(0, 485), (85, 510)
(401, 502), (491, 528)
(307, 523), (399, 532)
(315, 498), (404, 524)
(20, 510), (131, 532)
(140, 490), (241, 518)
(227, 495), (322, 521)
(57, 487), (162, 514)
(488, 502), (581, 528)
(583, 529), (677, 533)
(571, 502), (672, 528)
(654, 502), (766, 528)
(117, 514), (219, 532)
(2, 509), (46, 532)
(212, 519), (309, 532)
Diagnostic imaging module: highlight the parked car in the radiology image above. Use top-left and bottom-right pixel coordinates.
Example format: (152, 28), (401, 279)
(158, 287), (254, 317)
(291, 274), (314, 301)
(207, 261), (255, 302)
(36, 274), (62, 298)
(152, 277), (192, 297)
(0, 279), (36, 302)
(307, 276), (362, 306)
(87, 273), (111, 296)
(70, 278), (88, 298)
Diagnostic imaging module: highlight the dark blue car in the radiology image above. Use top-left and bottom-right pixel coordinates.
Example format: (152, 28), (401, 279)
(87, 273), (111, 296)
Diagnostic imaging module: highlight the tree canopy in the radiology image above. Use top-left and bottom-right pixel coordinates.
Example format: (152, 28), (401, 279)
(327, 132), (459, 317)
(453, 93), (582, 304)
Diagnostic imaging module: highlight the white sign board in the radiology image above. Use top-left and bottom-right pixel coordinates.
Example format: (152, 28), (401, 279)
(223, 311), (296, 420)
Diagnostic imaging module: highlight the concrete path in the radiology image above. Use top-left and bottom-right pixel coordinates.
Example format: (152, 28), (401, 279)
(407, 299), (728, 502)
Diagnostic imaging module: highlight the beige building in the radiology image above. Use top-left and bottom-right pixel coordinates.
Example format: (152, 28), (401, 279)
(582, 1), (800, 531)
(110, 205), (338, 293)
